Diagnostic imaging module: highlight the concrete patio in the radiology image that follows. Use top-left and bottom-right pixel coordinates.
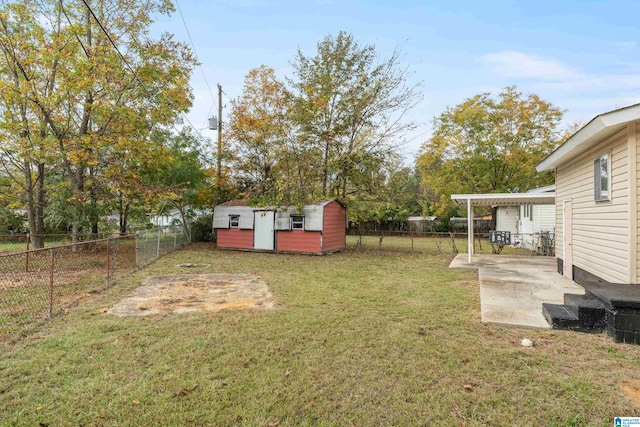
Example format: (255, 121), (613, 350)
(450, 254), (585, 328)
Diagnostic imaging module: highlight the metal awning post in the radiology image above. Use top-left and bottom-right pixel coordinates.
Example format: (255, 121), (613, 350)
(467, 198), (473, 263)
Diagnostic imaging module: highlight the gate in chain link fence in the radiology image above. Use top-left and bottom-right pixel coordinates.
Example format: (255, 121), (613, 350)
(0, 226), (188, 342)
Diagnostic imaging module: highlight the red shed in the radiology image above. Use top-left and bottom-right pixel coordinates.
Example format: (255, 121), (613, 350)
(213, 200), (347, 255)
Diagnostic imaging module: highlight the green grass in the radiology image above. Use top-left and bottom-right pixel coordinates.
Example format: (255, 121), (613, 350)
(348, 234), (540, 256)
(1, 243), (638, 426)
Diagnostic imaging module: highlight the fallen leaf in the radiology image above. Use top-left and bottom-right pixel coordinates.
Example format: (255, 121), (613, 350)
(417, 327), (426, 335)
(284, 369), (290, 377)
(132, 399), (140, 405)
(463, 384), (473, 392)
(174, 385), (199, 397)
(267, 420), (280, 427)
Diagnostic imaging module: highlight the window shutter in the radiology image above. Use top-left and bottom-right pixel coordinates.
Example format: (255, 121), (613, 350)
(594, 158), (601, 200)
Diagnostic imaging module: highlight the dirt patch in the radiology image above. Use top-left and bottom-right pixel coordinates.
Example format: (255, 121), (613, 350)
(622, 380), (640, 406)
(108, 274), (274, 316)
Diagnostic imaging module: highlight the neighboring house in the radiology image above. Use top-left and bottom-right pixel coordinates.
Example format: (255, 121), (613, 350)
(213, 200), (347, 255)
(494, 186), (555, 251)
(148, 207), (206, 228)
(536, 103), (640, 344)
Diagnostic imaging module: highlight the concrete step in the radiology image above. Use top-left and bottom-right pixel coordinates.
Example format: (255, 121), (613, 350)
(543, 303), (580, 330)
(563, 293), (607, 331)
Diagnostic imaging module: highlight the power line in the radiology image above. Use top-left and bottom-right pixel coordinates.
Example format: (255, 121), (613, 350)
(174, 0), (218, 114)
(79, 0), (207, 141)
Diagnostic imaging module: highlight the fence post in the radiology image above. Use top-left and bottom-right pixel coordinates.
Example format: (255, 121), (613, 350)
(106, 238), (111, 287)
(25, 234), (30, 273)
(48, 249), (54, 319)
(156, 228), (161, 259)
(411, 230), (414, 252)
(174, 225), (177, 250)
(135, 232), (139, 269)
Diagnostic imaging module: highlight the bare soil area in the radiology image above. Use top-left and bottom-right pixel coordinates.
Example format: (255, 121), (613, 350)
(108, 274), (274, 316)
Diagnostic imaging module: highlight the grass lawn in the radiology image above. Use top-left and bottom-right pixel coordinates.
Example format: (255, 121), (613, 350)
(1, 243), (639, 426)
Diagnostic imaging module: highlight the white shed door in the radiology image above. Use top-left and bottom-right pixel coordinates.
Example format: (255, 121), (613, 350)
(254, 211), (275, 250)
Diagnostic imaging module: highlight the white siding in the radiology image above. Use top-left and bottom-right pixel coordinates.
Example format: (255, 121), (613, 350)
(274, 207), (296, 231)
(517, 204), (553, 250)
(496, 206), (518, 234)
(534, 205), (555, 232)
(302, 205), (324, 231)
(213, 206), (255, 229)
(556, 128), (629, 283)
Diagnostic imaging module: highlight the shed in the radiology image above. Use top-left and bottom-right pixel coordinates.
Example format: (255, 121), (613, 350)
(213, 200), (347, 255)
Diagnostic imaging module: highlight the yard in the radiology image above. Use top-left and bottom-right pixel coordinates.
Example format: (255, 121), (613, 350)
(1, 241), (638, 426)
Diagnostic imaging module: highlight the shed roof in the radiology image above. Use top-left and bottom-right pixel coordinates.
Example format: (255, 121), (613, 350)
(537, 103), (640, 171)
(217, 199), (344, 209)
(451, 193), (555, 207)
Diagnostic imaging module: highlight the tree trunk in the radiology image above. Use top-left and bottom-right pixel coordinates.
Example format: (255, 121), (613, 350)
(89, 167), (99, 236)
(118, 195), (129, 235)
(322, 139), (329, 197)
(24, 160), (41, 249)
(177, 204), (190, 242)
(34, 162), (45, 246)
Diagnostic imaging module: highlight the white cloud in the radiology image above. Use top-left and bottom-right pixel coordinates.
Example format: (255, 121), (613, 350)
(614, 41), (637, 51)
(481, 50), (640, 95)
(481, 51), (577, 80)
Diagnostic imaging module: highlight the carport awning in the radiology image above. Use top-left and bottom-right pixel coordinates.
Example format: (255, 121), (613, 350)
(451, 193), (555, 207)
(450, 192), (556, 263)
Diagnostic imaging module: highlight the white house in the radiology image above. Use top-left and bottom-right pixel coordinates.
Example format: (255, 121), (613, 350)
(536, 103), (640, 344)
(492, 186), (555, 251)
(148, 206), (206, 228)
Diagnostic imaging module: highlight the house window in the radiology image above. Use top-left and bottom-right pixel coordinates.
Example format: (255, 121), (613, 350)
(291, 215), (305, 230)
(594, 153), (610, 201)
(229, 215), (240, 228)
(522, 205), (532, 221)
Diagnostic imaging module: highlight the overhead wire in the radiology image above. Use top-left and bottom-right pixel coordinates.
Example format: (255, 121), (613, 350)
(79, 0), (207, 141)
(174, 0), (217, 110)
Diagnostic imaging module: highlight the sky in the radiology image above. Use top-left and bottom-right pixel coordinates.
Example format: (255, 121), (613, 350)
(152, 0), (640, 164)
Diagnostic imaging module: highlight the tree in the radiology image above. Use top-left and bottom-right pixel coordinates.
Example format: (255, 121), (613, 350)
(0, 0), (196, 245)
(228, 66), (291, 199)
(146, 128), (208, 241)
(417, 86), (564, 221)
(289, 31), (422, 200)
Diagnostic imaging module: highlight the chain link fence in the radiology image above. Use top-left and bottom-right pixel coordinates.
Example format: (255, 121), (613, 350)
(347, 230), (555, 256)
(0, 226), (188, 342)
(0, 233), (114, 254)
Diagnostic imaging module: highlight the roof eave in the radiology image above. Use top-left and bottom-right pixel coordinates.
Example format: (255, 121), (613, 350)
(537, 103), (640, 172)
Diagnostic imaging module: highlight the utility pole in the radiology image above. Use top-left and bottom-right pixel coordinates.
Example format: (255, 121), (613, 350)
(216, 84), (223, 201)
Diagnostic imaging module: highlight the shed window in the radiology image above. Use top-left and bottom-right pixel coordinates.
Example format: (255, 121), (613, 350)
(229, 215), (240, 228)
(594, 153), (610, 202)
(291, 215), (305, 230)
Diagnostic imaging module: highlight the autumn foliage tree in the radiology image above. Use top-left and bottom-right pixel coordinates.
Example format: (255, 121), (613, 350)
(228, 66), (291, 199)
(0, 0), (196, 245)
(290, 31), (421, 200)
(417, 86), (564, 219)
(228, 32), (422, 210)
